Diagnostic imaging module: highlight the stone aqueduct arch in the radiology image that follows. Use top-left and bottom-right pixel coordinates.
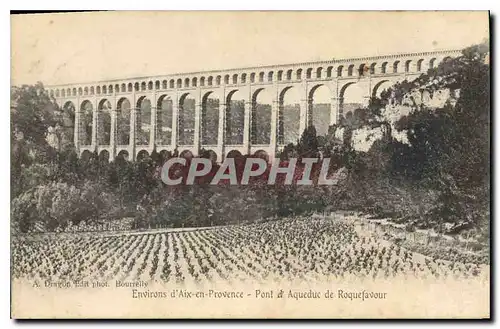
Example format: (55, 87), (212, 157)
(49, 49), (460, 162)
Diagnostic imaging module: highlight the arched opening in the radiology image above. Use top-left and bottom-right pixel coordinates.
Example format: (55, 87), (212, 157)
(148, 81), (153, 90)
(83, 87), (88, 96)
(393, 60), (400, 73)
(127, 83), (132, 92)
(109, 85), (113, 93)
(180, 150), (194, 160)
(80, 150), (92, 163)
(429, 58), (437, 69)
(347, 64), (355, 76)
(90, 87), (94, 95)
(316, 67), (323, 79)
(117, 150), (129, 161)
(121, 84), (126, 92)
(251, 89), (273, 145)
(340, 82), (366, 119)
(200, 149), (217, 163)
(225, 90), (245, 145)
(216, 76), (221, 86)
(241, 73), (247, 84)
(114, 84), (119, 92)
(72, 88), (77, 96)
(79, 100), (93, 146)
(169, 80), (175, 89)
(416, 59), (424, 72)
(306, 68), (312, 79)
(134, 83), (139, 91)
(286, 70), (292, 80)
(201, 92), (219, 145)
(192, 77), (197, 87)
(296, 69), (303, 80)
(61, 89), (66, 97)
(371, 80), (392, 98)
(370, 63), (377, 74)
(78, 88), (83, 96)
(279, 87), (301, 145)
(176, 79), (182, 89)
(155, 81), (161, 90)
(358, 64), (367, 76)
(61, 101), (75, 146)
(136, 96), (152, 146)
(381, 62), (388, 74)
(185, 78), (190, 88)
(309, 85), (331, 137)
(159, 150), (172, 164)
(99, 150), (110, 163)
(136, 150), (150, 162)
(224, 75), (230, 85)
(161, 80), (167, 89)
(268, 71), (273, 82)
(116, 97), (131, 146)
(254, 150), (269, 163)
(207, 76), (213, 86)
(405, 60), (412, 73)
(179, 93), (196, 145)
(259, 72), (264, 83)
(200, 77), (205, 87)
(97, 99), (112, 145)
(327, 66), (333, 78)
(277, 71), (283, 81)
(157, 95), (173, 146)
(103, 86), (107, 94)
(226, 150), (243, 159)
(337, 66), (343, 77)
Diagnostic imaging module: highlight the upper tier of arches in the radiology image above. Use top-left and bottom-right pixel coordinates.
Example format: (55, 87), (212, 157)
(47, 51), (459, 99)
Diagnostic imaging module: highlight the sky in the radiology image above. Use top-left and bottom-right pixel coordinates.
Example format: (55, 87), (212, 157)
(11, 11), (489, 86)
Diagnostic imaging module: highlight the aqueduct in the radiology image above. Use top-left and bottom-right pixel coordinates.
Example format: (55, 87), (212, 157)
(48, 49), (460, 162)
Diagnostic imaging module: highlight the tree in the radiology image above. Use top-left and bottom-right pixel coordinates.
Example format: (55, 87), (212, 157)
(11, 190), (38, 233)
(11, 83), (63, 198)
(378, 42), (490, 230)
(389, 42), (489, 185)
(15, 163), (52, 196)
(297, 125), (319, 158)
(11, 83), (58, 148)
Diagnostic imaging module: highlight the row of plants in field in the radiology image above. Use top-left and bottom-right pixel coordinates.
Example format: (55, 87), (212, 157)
(12, 217), (486, 284)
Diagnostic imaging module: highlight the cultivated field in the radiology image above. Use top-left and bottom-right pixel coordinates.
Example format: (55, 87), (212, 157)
(11, 216), (487, 284)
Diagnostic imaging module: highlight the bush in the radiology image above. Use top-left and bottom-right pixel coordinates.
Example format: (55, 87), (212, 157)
(11, 181), (117, 232)
(11, 190), (38, 233)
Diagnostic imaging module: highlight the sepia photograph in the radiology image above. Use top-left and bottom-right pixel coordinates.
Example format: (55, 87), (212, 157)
(10, 10), (490, 319)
